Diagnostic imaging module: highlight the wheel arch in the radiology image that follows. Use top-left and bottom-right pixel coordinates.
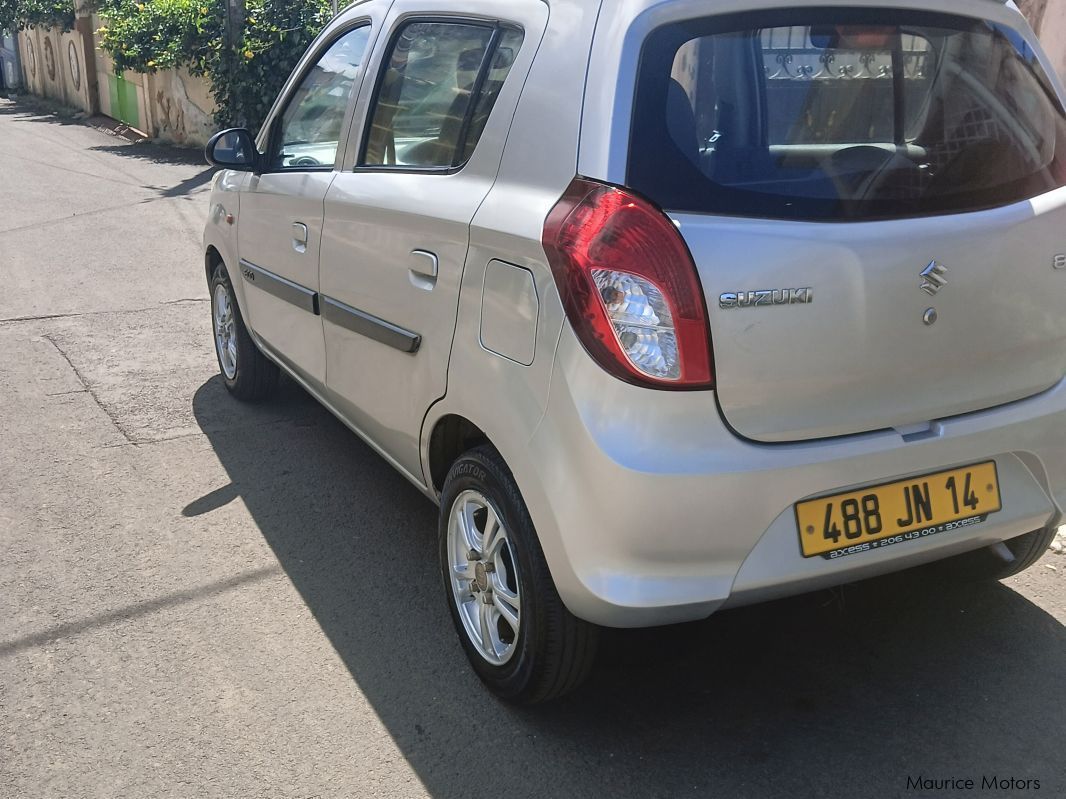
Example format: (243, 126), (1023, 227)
(427, 414), (492, 495)
(205, 245), (224, 287)
(421, 402), (597, 632)
(205, 243), (252, 323)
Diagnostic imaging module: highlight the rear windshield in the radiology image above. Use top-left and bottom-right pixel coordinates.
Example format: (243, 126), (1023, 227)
(628, 9), (1066, 221)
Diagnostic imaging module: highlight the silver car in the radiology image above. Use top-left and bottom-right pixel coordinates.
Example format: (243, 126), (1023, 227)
(203, 0), (1066, 702)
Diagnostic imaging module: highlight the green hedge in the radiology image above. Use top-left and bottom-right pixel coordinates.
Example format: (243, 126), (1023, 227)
(95, 0), (220, 74)
(0, 0), (329, 133)
(0, 0), (76, 31)
(213, 0), (333, 132)
(95, 0), (332, 132)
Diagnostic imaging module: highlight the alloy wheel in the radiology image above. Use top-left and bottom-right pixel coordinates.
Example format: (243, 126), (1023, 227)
(447, 489), (522, 666)
(213, 283), (238, 380)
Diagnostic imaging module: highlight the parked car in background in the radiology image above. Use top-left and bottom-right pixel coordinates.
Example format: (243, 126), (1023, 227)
(203, 0), (1066, 703)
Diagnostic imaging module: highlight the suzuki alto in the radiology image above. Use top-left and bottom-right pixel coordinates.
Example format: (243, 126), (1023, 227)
(203, 0), (1066, 702)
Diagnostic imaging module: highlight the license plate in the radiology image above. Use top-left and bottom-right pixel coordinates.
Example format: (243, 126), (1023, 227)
(795, 461), (1002, 560)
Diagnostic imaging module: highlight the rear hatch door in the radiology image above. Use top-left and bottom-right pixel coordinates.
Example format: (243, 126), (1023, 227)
(624, 6), (1066, 441)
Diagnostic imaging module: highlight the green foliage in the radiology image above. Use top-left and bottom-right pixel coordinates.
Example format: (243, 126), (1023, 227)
(213, 0), (333, 131)
(0, 0), (75, 32)
(0, 0), (17, 31)
(95, 0), (221, 74)
(95, 0), (332, 132)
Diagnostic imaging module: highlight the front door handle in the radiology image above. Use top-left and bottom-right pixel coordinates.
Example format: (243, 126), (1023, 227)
(292, 222), (309, 254)
(409, 249), (439, 291)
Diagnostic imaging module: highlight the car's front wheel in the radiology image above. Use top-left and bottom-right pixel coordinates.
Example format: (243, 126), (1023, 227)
(210, 263), (278, 401)
(439, 446), (598, 704)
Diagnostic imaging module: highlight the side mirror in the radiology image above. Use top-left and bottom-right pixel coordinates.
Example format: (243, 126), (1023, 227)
(205, 128), (258, 170)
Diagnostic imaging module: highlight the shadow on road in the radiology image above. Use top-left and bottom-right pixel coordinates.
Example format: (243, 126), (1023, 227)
(87, 142), (207, 167)
(0, 97), (83, 125)
(1, 97), (215, 197)
(86, 144), (216, 196)
(191, 376), (1066, 798)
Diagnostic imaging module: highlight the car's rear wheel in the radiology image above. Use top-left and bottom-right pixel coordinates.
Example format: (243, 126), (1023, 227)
(439, 445), (598, 704)
(939, 526), (1058, 582)
(210, 263), (278, 401)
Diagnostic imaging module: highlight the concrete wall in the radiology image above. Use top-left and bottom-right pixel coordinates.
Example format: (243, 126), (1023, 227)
(86, 12), (216, 144)
(90, 12), (151, 134)
(1, 30), (21, 90)
(18, 23), (95, 113)
(1018, 0), (1049, 28)
(1033, 3), (1066, 82)
(147, 67), (215, 146)
(1018, 0), (1066, 81)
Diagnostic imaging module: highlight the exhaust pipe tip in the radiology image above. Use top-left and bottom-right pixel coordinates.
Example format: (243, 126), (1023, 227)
(989, 541), (1016, 564)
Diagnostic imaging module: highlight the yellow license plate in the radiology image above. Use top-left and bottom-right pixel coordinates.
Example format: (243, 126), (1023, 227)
(795, 461), (1002, 560)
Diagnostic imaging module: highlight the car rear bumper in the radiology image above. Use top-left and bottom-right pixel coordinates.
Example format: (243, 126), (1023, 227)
(521, 327), (1066, 628)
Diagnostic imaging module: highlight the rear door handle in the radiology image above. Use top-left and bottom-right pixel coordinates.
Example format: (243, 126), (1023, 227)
(409, 249), (439, 291)
(292, 222), (309, 254)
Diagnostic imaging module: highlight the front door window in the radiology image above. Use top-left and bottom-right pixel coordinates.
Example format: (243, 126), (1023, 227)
(272, 25), (372, 170)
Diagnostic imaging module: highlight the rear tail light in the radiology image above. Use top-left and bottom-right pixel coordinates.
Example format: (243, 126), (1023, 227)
(542, 178), (715, 389)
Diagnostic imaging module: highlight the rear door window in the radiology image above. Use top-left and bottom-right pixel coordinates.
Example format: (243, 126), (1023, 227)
(629, 9), (1066, 221)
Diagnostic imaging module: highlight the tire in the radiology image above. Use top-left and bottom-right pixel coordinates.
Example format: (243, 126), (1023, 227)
(210, 263), (279, 402)
(938, 526), (1058, 582)
(439, 445), (599, 704)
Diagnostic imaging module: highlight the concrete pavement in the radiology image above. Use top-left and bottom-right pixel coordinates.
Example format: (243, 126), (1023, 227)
(1, 97), (1064, 799)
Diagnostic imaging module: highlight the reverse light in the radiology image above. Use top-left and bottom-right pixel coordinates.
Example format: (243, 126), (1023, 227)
(542, 178), (715, 389)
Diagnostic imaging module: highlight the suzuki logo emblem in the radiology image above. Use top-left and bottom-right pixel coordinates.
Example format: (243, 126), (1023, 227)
(920, 261), (948, 296)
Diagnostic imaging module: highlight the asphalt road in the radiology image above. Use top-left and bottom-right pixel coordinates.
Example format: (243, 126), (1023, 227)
(1, 96), (1064, 799)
